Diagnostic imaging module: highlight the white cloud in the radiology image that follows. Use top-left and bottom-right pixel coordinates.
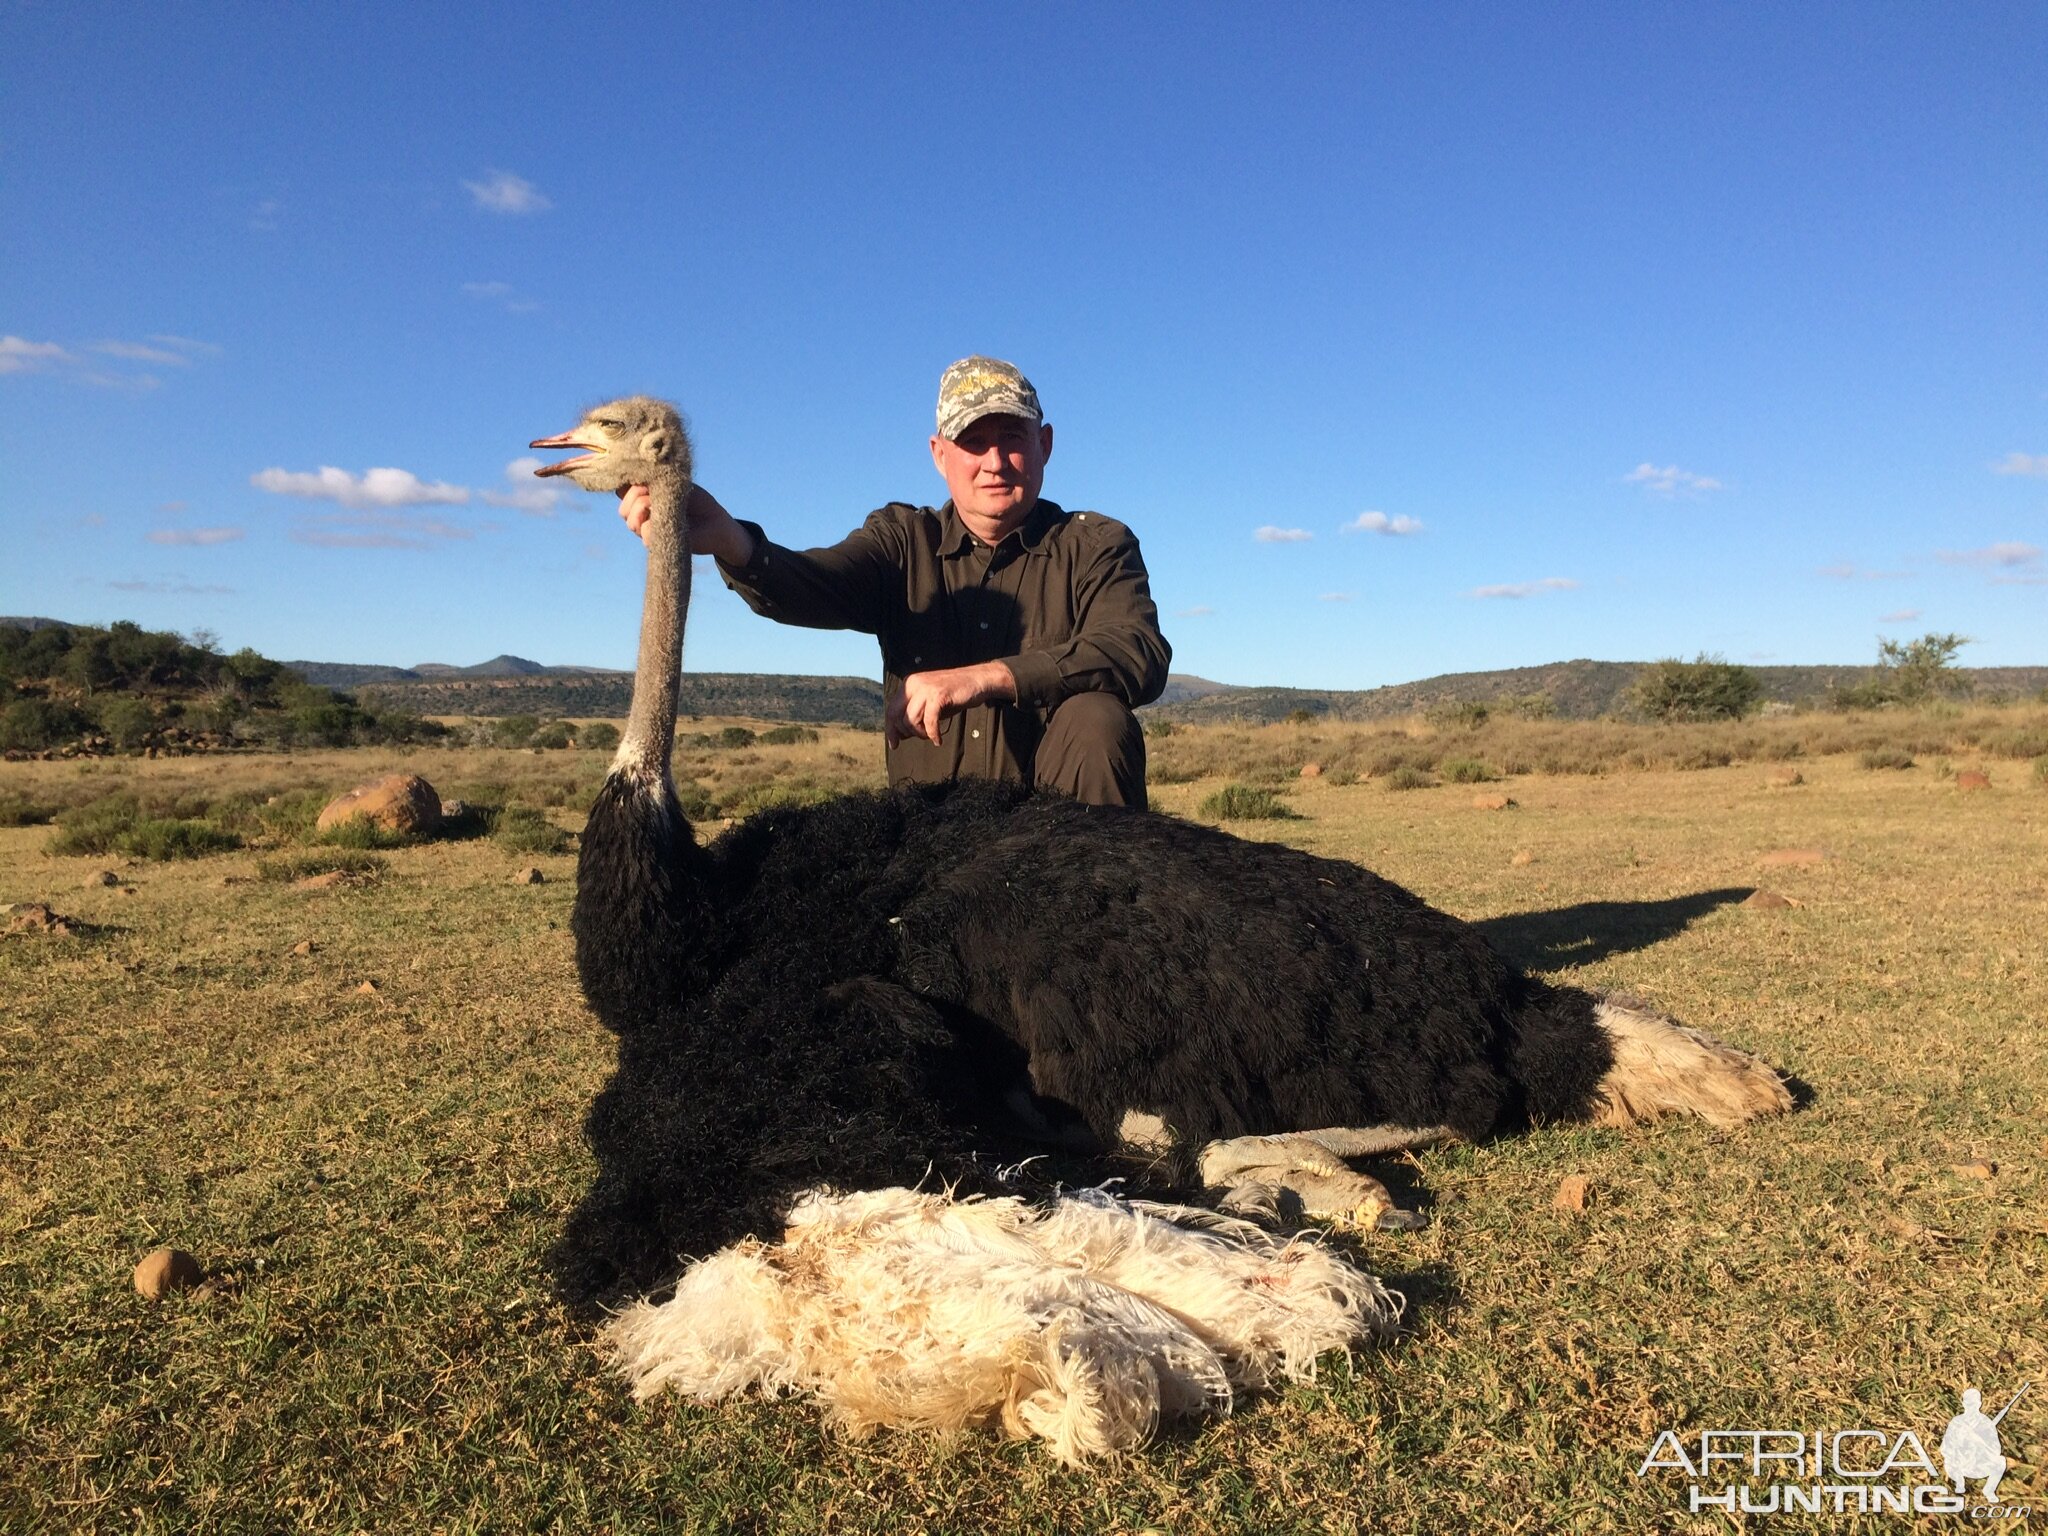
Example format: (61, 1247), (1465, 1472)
(148, 526), (245, 546)
(1343, 510), (1422, 536)
(1878, 608), (1922, 624)
(94, 340), (191, 366)
(480, 457), (565, 515)
(1175, 605), (1215, 618)
(0, 335), (69, 374)
(252, 465), (471, 509)
(1471, 577), (1579, 600)
(107, 579), (234, 595)
(290, 510), (476, 550)
(1254, 526), (1313, 543)
(464, 170), (551, 214)
(1626, 462), (1724, 496)
(1937, 541), (2041, 569)
(1318, 592), (1352, 603)
(1819, 561), (1908, 581)
(1992, 452), (2048, 478)
(461, 279), (540, 314)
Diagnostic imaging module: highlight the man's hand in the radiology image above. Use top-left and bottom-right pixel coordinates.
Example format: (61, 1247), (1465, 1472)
(617, 484), (755, 565)
(886, 662), (1018, 748)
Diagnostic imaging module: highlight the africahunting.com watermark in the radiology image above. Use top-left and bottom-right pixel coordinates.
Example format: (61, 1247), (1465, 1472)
(1635, 1384), (2030, 1517)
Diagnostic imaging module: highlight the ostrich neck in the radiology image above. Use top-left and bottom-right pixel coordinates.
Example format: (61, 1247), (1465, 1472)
(616, 466), (691, 783)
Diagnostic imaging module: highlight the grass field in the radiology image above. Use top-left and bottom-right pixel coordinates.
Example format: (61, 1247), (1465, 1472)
(3, 726), (2043, 1533)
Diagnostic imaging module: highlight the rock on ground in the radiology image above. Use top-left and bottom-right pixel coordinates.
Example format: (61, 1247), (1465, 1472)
(134, 1247), (203, 1299)
(316, 773), (441, 837)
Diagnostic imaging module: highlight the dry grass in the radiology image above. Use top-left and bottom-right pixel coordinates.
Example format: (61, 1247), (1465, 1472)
(3, 726), (2043, 1532)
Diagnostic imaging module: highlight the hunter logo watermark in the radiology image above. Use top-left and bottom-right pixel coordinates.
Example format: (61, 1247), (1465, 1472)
(1636, 1383), (2031, 1516)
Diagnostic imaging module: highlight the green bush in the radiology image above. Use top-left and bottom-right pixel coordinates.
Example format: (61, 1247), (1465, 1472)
(47, 795), (145, 855)
(119, 818), (242, 860)
(1438, 757), (1494, 783)
(1144, 718), (1175, 738)
(1859, 748), (1915, 771)
(314, 816), (414, 850)
(579, 722), (621, 752)
(1197, 784), (1303, 820)
(1426, 701), (1490, 730)
(491, 806), (569, 855)
(253, 789), (329, 841)
(2032, 756), (2048, 787)
(96, 696), (156, 750)
(0, 698), (93, 750)
(529, 720), (576, 750)
(0, 794), (60, 827)
(1284, 708), (1317, 726)
(1384, 765), (1434, 791)
(1628, 655), (1762, 721)
(491, 715), (541, 748)
(257, 851), (387, 883)
(718, 726), (758, 749)
(757, 725), (819, 747)
(1672, 746), (1734, 771)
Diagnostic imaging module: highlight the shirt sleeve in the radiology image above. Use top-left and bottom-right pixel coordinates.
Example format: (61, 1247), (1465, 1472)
(1003, 521), (1172, 711)
(715, 510), (906, 636)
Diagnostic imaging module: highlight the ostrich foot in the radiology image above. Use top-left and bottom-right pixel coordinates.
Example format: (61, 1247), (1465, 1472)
(1195, 1127), (1456, 1232)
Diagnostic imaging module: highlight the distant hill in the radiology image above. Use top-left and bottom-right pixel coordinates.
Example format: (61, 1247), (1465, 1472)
(353, 671), (889, 725)
(1142, 659), (2048, 724)
(285, 654), (626, 687)
(0, 616), (77, 633)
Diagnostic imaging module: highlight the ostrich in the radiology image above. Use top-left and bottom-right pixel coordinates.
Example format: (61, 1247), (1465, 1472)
(533, 396), (1793, 1313)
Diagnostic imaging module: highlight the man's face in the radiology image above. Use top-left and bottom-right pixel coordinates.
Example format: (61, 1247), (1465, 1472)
(929, 413), (1053, 535)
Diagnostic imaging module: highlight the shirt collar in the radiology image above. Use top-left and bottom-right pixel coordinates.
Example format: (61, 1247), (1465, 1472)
(939, 498), (1064, 558)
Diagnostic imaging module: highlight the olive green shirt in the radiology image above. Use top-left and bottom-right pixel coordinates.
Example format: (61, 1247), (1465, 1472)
(716, 498), (1171, 788)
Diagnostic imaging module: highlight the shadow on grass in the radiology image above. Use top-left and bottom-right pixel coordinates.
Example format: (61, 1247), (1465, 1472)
(1474, 887), (1752, 971)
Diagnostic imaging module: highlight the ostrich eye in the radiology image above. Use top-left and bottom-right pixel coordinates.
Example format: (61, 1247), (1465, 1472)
(596, 418), (622, 432)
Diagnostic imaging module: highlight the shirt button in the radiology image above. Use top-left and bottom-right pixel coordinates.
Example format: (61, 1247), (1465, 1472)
(971, 728), (981, 739)
(913, 656), (922, 664)
(979, 621), (989, 630)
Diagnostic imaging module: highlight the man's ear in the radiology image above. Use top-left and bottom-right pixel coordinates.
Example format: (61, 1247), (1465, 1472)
(1038, 423), (1053, 465)
(929, 434), (948, 478)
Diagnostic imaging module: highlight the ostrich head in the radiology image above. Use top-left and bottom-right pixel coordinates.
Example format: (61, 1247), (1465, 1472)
(530, 396), (691, 491)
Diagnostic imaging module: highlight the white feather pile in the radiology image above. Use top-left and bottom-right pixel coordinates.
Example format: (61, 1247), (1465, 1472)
(604, 1185), (1402, 1466)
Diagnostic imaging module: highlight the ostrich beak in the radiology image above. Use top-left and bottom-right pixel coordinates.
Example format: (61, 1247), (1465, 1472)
(529, 430), (602, 477)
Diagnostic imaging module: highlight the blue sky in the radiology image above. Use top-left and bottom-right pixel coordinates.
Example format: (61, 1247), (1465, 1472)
(4, 3), (2044, 688)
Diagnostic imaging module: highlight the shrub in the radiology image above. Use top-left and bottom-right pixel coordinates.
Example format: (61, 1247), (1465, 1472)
(530, 720), (576, 750)
(1144, 718), (1175, 738)
(253, 789), (329, 841)
(315, 816), (414, 850)
(757, 724), (820, 747)
(1628, 655), (1762, 721)
(1859, 748), (1915, 771)
(1384, 765), (1434, 791)
(1672, 746), (1734, 771)
(1284, 709), (1317, 726)
(257, 851), (387, 883)
(579, 722), (621, 752)
(2033, 756), (2048, 787)
(0, 794), (60, 827)
(491, 806), (569, 855)
(120, 818), (242, 860)
(47, 795), (145, 855)
(0, 698), (93, 751)
(718, 726), (758, 749)
(96, 697), (156, 750)
(1198, 784), (1302, 820)
(675, 780), (719, 820)
(1426, 701), (1490, 730)
(491, 715), (541, 748)
(1438, 757), (1494, 783)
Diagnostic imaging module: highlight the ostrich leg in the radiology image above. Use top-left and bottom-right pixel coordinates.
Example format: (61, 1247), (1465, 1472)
(1195, 1127), (1457, 1232)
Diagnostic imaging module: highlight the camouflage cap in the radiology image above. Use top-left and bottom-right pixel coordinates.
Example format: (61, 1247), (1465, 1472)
(935, 355), (1042, 440)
